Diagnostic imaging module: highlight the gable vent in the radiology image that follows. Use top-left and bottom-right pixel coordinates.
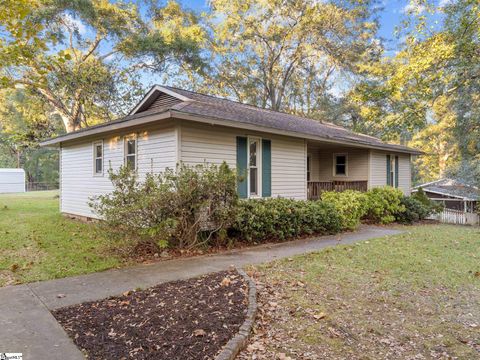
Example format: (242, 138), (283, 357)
(138, 92), (182, 113)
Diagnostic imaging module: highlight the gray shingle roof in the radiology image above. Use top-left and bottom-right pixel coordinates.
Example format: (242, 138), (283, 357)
(415, 179), (480, 200)
(160, 86), (419, 153)
(40, 85), (422, 154)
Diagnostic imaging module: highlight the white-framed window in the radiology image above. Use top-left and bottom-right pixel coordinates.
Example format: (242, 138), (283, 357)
(333, 153), (347, 176)
(93, 141), (103, 176)
(248, 137), (261, 197)
(307, 154), (311, 182)
(389, 155), (395, 187)
(124, 135), (137, 170)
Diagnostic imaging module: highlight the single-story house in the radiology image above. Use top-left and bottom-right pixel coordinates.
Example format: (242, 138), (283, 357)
(0, 168), (26, 193)
(413, 178), (479, 213)
(41, 85), (421, 219)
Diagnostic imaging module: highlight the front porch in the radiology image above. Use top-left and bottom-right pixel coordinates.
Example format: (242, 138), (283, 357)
(307, 180), (368, 200)
(306, 141), (370, 200)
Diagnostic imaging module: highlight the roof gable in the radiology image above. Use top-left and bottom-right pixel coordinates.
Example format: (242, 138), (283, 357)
(129, 85), (191, 115)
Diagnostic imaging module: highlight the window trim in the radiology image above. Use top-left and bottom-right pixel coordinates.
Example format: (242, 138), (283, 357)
(389, 154), (396, 187)
(307, 153), (312, 182)
(93, 140), (104, 176)
(247, 136), (262, 198)
(333, 153), (348, 177)
(124, 134), (137, 171)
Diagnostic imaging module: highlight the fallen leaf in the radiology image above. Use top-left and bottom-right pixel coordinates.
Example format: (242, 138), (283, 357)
(193, 329), (206, 337)
(313, 312), (326, 320)
(221, 277), (232, 287)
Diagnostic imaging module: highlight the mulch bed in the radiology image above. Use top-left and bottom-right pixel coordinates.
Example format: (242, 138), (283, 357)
(52, 270), (248, 360)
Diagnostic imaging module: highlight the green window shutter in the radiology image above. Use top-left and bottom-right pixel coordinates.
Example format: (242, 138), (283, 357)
(394, 156), (399, 188)
(386, 155), (391, 186)
(236, 136), (248, 198)
(262, 139), (271, 197)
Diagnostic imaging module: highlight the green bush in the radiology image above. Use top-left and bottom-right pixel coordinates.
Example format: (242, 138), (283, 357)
(395, 196), (431, 224)
(90, 162), (238, 251)
(364, 187), (405, 224)
(232, 198), (342, 243)
(321, 190), (369, 230)
(412, 187), (444, 214)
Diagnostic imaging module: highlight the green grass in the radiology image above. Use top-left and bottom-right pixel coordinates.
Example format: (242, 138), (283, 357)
(249, 225), (480, 359)
(0, 191), (121, 286)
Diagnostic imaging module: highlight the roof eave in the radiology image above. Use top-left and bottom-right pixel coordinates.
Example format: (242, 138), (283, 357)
(40, 111), (172, 147)
(40, 108), (422, 155)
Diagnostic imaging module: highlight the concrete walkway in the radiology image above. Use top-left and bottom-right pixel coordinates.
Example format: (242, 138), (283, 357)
(0, 226), (402, 360)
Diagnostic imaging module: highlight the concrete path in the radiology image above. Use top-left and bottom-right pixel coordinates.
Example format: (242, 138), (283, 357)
(0, 226), (402, 360)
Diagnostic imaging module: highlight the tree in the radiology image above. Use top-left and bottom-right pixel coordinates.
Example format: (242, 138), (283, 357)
(348, 0), (479, 183)
(184, 0), (380, 115)
(0, 88), (63, 184)
(0, 0), (206, 132)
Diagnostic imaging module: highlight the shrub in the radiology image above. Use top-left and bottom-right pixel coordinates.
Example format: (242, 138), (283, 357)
(232, 198), (342, 243)
(364, 187), (405, 224)
(412, 187), (443, 214)
(90, 162), (238, 251)
(395, 196), (431, 224)
(321, 190), (369, 230)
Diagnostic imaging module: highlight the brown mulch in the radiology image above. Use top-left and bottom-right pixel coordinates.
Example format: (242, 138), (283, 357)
(52, 270), (247, 360)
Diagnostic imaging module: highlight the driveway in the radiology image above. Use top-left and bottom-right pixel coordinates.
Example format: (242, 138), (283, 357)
(0, 226), (402, 359)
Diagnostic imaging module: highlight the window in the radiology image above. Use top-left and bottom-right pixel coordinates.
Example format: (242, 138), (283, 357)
(248, 137), (261, 196)
(307, 154), (311, 182)
(334, 153), (347, 176)
(93, 141), (103, 175)
(124, 135), (137, 170)
(389, 155), (395, 187)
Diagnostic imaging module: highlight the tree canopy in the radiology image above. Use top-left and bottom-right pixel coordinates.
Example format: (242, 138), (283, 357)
(184, 0), (380, 119)
(0, 0), (205, 132)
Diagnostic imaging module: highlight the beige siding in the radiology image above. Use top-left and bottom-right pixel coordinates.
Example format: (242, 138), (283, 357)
(307, 149), (321, 182)
(317, 148), (369, 181)
(369, 150), (411, 195)
(61, 123), (176, 218)
(180, 121), (307, 200)
(398, 153), (412, 195)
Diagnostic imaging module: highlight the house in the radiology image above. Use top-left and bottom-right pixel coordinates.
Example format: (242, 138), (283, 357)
(413, 179), (479, 213)
(0, 168), (26, 193)
(41, 85), (421, 219)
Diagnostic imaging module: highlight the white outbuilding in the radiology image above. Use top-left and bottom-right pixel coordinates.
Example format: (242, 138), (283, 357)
(0, 168), (26, 193)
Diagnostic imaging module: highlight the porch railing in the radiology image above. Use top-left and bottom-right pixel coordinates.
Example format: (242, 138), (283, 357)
(307, 180), (368, 200)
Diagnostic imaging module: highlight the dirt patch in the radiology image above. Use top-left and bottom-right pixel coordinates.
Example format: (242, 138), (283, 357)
(53, 270), (248, 359)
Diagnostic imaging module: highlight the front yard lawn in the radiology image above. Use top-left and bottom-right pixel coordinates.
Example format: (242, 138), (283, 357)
(240, 225), (480, 359)
(0, 191), (121, 286)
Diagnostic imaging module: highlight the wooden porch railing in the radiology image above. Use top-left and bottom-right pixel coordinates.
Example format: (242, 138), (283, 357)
(307, 180), (368, 200)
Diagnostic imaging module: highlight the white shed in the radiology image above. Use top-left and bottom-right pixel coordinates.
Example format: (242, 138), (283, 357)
(0, 168), (26, 193)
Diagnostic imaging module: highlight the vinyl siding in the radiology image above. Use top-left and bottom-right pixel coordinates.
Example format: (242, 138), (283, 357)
(180, 121), (307, 200)
(307, 150), (321, 182)
(369, 150), (411, 195)
(60, 123), (176, 218)
(316, 148), (369, 181)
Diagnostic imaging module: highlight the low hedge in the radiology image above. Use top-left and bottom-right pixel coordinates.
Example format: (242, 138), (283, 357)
(364, 187), (405, 224)
(232, 198), (342, 242)
(395, 196), (430, 224)
(321, 190), (369, 230)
